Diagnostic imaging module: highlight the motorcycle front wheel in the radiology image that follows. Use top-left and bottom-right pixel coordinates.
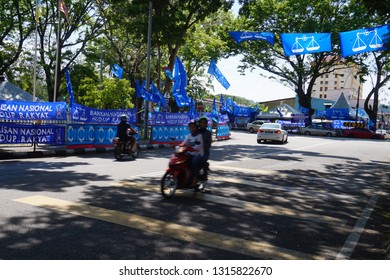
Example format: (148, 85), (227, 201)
(132, 144), (141, 158)
(161, 171), (178, 198)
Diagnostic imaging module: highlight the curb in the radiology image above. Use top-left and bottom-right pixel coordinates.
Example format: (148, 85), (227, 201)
(0, 143), (172, 160)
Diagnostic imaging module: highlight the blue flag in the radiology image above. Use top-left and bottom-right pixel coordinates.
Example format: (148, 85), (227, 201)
(112, 63), (124, 79)
(339, 25), (389, 57)
(281, 33), (332, 56)
(188, 98), (196, 119)
(151, 82), (166, 108)
(162, 67), (174, 80)
(65, 67), (74, 105)
(172, 57), (191, 107)
(212, 97), (218, 118)
(228, 31), (275, 45)
(220, 94), (226, 113)
(208, 59), (230, 90)
(135, 80), (148, 99)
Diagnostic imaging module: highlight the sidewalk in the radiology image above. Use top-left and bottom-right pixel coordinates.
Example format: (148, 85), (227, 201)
(0, 140), (170, 160)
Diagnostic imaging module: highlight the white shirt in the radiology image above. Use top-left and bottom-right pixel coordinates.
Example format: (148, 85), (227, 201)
(183, 133), (204, 157)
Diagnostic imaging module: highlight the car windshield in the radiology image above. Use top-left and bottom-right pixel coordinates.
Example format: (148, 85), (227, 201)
(261, 123), (280, 129)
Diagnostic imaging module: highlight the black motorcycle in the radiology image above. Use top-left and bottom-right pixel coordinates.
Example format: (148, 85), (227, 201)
(113, 137), (140, 160)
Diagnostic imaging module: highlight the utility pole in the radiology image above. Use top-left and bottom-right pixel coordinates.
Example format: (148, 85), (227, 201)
(143, 1), (153, 139)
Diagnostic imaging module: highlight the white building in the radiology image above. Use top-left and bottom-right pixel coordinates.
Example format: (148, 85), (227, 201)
(311, 62), (362, 101)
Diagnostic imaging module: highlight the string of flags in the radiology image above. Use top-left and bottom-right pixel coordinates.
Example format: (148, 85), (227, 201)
(228, 24), (389, 58)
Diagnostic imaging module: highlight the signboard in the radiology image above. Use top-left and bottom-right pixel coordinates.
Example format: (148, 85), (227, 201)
(326, 108), (350, 120)
(0, 123), (65, 144)
(66, 124), (140, 147)
(0, 100), (67, 121)
(152, 112), (191, 126)
(71, 103), (137, 124)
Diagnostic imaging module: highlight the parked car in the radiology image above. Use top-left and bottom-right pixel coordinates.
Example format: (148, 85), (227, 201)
(247, 120), (264, 133)
(375, 129), (389, 139)
(342, 128), (385, 139)
(257, 123), (288, 144)
(299, 124), (338, 137)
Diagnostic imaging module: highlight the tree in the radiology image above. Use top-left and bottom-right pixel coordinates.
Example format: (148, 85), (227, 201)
(22, 0), (104, 101)
(100, 0), (234, 111)
(0, 0), (34, 76)
(78, 77), (135, 109)
(234, 0), (364, 121)
(339, 1), (390, 128)
(180, 10), (236, 102)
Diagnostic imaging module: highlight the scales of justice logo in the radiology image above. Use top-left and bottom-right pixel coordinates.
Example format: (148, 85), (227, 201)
(291, 35), (321, 54)
(351, 28), (384, 52)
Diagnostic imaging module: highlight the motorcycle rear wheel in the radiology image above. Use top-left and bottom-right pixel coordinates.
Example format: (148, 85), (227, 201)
(114, 147), (123, 160)
(161, 171), (177, 198)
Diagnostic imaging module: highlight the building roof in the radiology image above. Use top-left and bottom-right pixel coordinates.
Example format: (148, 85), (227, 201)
(0, 80), (35, 101)
(257, 103), (301, 119)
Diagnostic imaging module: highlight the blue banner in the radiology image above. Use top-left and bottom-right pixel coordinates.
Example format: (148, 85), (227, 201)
(71, 103), (137, 124)
(218, 114), (230, 125)
(152, 112), (191, 126)
(216, 124), (231, 140)
(0, 100), (67, 121)
(0, 123), (65, 144)
(66, 124), (140, 147)
(233, 106), (252, 117)
(281, 33), (331, 56)
(326, 108), (350, 120)
(151, 125), (189, 143)
(208, 59), (230, 90)
(339, 25), (389, 57)
(228, 31), (275, 45)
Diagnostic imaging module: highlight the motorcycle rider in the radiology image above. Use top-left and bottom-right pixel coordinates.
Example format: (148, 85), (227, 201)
(182, 120), (204, 187)
(116, 114), (136, 152)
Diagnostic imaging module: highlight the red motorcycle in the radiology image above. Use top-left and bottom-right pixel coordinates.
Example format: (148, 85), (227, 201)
(160, 144), (208, 198)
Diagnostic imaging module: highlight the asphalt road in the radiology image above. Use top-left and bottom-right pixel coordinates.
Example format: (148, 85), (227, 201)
(1, 131), (389, 260)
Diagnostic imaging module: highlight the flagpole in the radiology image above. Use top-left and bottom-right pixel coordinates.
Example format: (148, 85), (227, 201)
(33, 17), (38, 102)
(143, 0), (152, 139)
(54, 1), (61, 102)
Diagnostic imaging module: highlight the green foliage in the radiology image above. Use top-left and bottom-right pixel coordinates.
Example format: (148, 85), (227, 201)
(78, 78), (135, 109)
(0, 0), (34, 75)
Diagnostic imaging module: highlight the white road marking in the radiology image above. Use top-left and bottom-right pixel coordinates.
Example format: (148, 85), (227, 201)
(336, 193), (379, 259)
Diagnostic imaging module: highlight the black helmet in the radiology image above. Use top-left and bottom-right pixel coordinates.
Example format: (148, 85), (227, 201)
(198, 116), (208, 123)
(120, 114), (127, 121)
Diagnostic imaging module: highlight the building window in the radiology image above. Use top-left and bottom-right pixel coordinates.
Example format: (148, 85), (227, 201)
(324, 94), (327, 98)
(325, 87), (328, 91)
(320, 87), (323, 91)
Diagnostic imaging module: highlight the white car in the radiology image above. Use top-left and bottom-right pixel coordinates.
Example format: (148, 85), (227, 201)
(257, 123), (288, 144)
(376, 129), (389, 139)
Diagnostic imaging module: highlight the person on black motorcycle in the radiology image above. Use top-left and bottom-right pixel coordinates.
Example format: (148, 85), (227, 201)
(198, 116), (212, 172)
(182, 120), (204, 187)
(116, 114), (136, 152)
